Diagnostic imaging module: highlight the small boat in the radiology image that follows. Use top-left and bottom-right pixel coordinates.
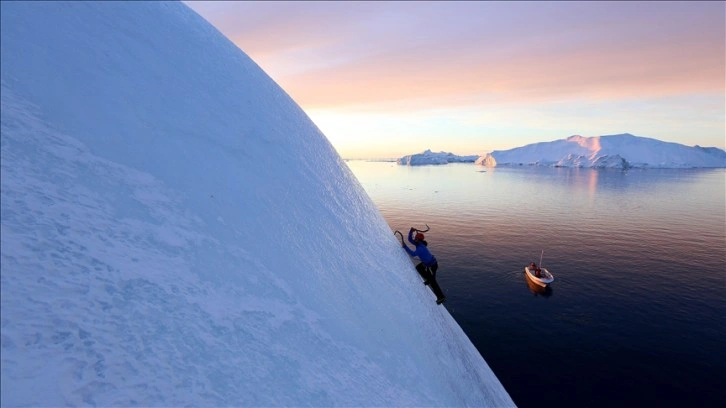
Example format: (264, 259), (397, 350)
(525, 265), (554, 287)
(524, 250), (554, 287)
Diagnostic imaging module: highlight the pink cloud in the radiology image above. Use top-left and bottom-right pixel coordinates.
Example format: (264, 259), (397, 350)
(187, 1), (725, 110)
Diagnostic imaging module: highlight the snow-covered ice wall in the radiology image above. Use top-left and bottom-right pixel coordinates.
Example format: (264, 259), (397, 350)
(0, 2), (514, 406)
(480, 134), (726, 168)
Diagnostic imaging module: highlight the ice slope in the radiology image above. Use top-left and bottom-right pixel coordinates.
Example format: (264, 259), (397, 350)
(0, 1), (514, 406)
(477, 134), (726, 168)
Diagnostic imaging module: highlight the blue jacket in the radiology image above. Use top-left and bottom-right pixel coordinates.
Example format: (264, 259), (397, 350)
(403, 229), (437, 266)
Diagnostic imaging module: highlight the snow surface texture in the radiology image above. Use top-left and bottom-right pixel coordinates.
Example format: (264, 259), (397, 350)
(397, 149), (479, 165)
(476, 134), (726, 168)
(0, 2), (514, 407)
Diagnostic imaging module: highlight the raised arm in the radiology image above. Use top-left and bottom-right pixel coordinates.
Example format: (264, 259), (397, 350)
(407, 228), (416, 245)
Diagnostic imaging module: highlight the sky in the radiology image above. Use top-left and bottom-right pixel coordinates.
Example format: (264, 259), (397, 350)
(1, 2), (514, 406)
(185, 1), (725, 159)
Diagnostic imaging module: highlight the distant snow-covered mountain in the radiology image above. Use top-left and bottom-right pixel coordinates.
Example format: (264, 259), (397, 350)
(397, 149), (479, 165)
(476, 134), (726, 168)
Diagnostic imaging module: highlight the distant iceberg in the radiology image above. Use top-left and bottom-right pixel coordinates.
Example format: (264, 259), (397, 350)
(476, 134), (726, 169)
(397, 149), (479, 166)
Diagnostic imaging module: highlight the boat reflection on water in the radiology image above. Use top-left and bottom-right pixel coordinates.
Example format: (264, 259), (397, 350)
(525, 273), (553, 298)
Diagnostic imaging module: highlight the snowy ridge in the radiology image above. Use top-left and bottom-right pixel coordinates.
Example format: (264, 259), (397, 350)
(397, 149), (479, 165)
(476, 134), (726, 168)
(0, 2), (513, 407)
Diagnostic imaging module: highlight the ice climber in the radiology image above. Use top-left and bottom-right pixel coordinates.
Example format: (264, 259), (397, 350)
(402, 227), (446, 304)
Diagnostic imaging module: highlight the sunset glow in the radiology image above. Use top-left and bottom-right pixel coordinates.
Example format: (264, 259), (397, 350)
(186, 1), (725, 159)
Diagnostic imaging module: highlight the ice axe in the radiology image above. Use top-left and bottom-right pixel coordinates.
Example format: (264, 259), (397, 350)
(394, 230), (404, 246)
(412, 224), (430, 233)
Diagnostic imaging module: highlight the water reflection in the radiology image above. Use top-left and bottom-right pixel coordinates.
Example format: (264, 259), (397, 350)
(346, 160), (725, 408)
(524, 273), (554, 297)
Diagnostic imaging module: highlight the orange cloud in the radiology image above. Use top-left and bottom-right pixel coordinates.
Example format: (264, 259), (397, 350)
(271, 32), (724, 111)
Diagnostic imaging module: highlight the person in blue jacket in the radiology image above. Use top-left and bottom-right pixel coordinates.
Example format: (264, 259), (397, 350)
(402, 227), (446, 304)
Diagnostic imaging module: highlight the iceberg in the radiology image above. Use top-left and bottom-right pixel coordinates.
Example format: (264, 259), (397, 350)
(397, 149), (479, 165)
(0, 2), (514, 407)
(476, 134), (726, 168)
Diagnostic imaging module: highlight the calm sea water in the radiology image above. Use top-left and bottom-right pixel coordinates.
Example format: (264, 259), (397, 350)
(345, 160), (726, 408)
